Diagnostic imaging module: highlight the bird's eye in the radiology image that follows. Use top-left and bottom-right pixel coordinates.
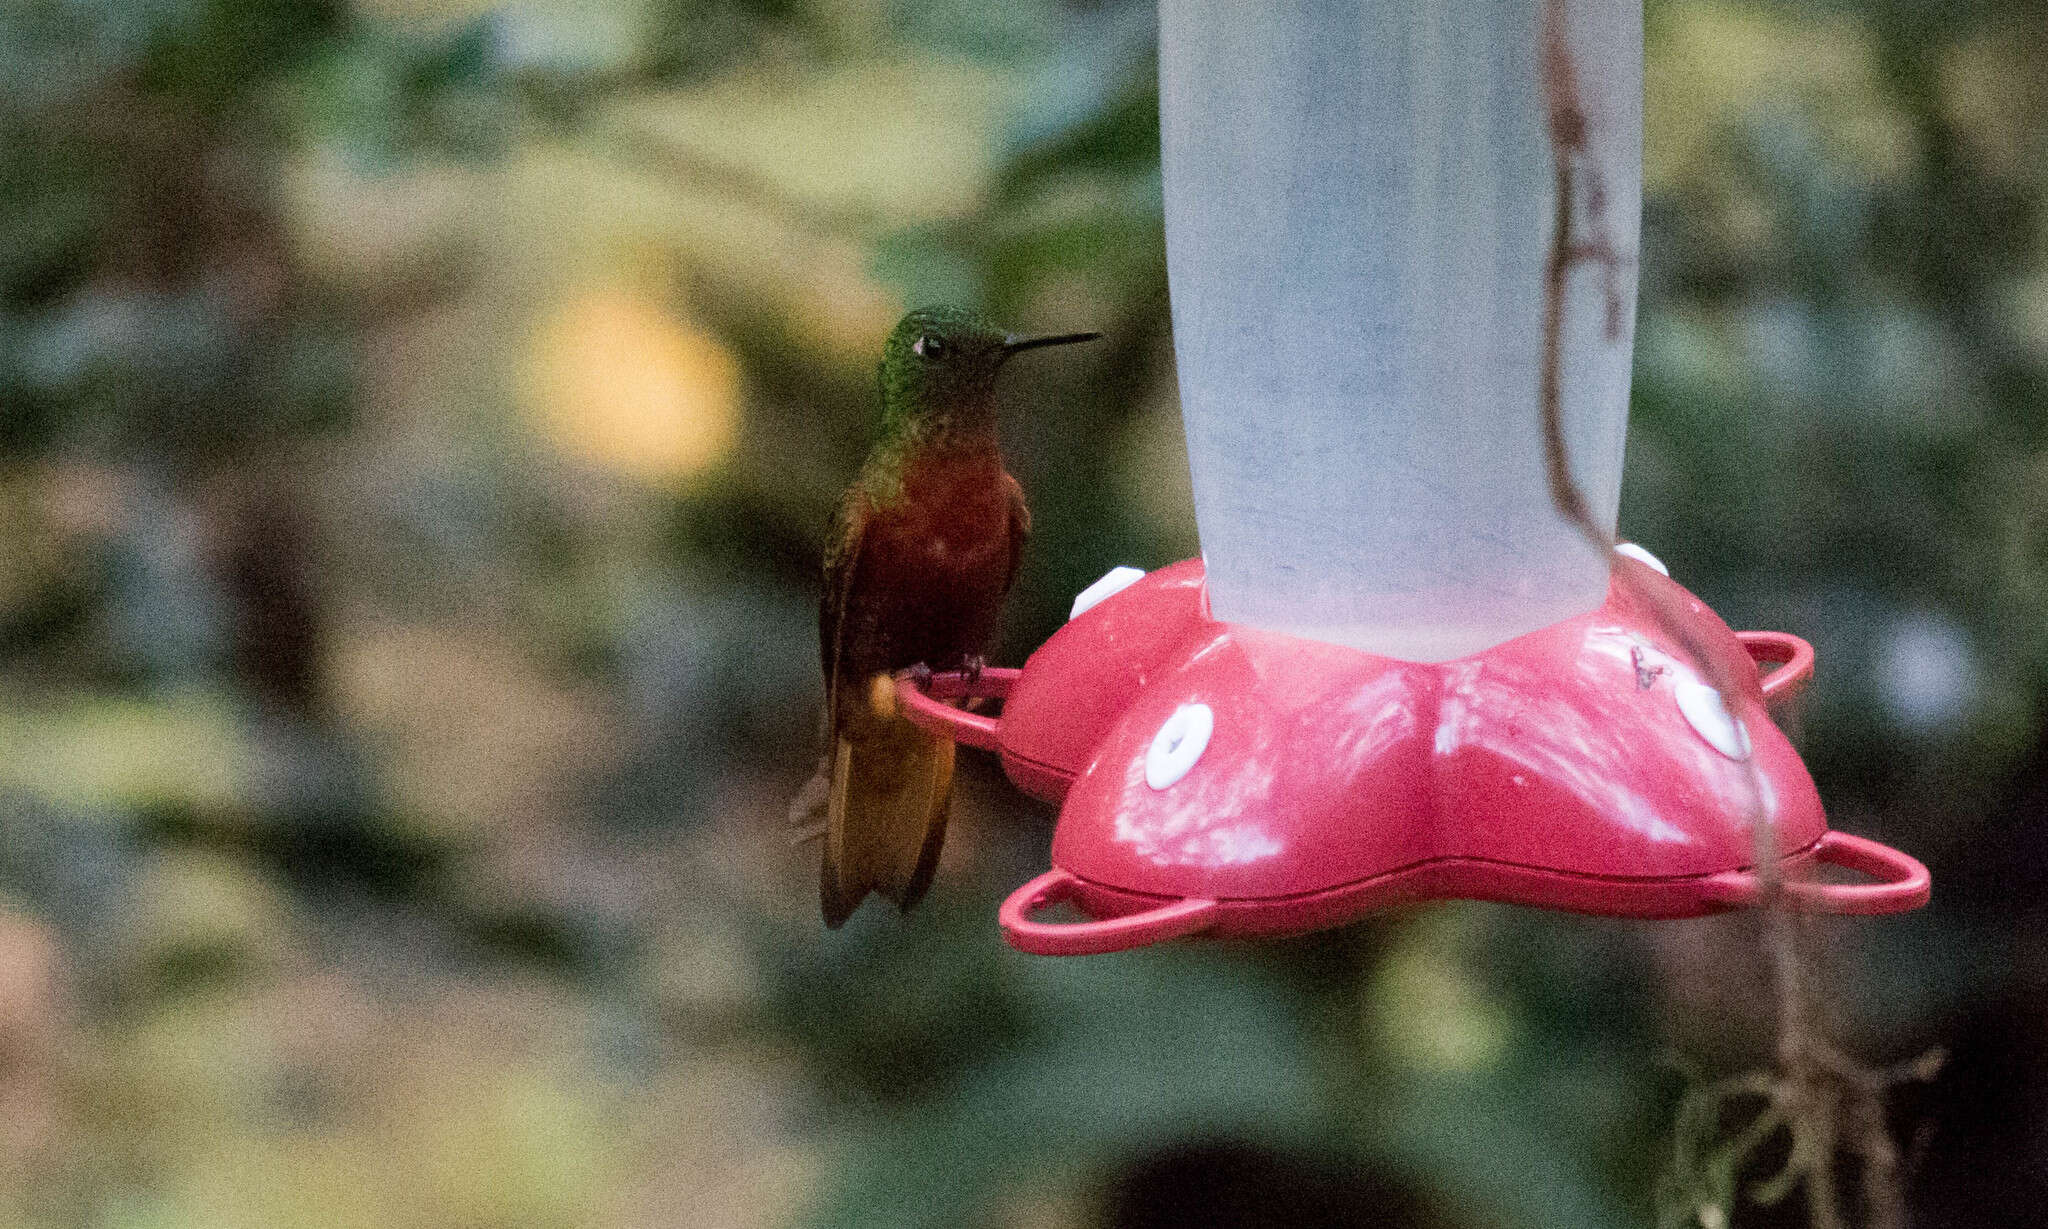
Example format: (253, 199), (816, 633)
(912, 334), (944, 360)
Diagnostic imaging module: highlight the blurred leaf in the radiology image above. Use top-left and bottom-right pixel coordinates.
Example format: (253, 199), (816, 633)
(1365, 911), (1513, 1076)
(491, 138), (900, 376)
(796, 937), (1344, 1229)
(326, 621), (623, 842)
(0, 693), (254, 814)
(642, 0), (813, 83)
(136, 0), (345, 114)
(884, 0), (1067, 64)
(99, 978), (630, 1229)
(605, 57), (1025, 226)
(1934, 19), (2048, 187)
(1645, 3), (1916, 193)
(290, 14), (520, 166)
(494, 0), (656, 78)
(116, 848), (296, 995)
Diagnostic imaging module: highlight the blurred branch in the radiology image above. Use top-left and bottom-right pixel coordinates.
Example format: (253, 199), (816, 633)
(593, 121), (883, 241)
(1538, 4), (1939, 1226)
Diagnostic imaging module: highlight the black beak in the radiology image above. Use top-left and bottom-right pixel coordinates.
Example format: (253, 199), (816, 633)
(1002, 330), (1103, 354)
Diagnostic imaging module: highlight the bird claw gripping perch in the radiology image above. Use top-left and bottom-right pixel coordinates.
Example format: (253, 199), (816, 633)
(897, 556), (1929, 956)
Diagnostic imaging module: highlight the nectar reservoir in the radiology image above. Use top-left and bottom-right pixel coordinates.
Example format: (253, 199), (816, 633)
(1160, 0), (1643, 661)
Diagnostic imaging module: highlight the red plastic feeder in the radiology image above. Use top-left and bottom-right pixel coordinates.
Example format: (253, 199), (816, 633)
(899, 554), (1928, 956)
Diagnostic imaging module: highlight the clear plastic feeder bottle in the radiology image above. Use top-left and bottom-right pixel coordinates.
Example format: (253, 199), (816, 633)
(1161, 0), (1642, 661)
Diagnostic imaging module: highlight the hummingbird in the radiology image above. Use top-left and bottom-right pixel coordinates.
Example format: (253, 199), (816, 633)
(803, 306), (1099, 927)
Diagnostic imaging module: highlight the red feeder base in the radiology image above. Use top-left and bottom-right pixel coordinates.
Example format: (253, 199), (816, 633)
(899, 557), (1929, 956)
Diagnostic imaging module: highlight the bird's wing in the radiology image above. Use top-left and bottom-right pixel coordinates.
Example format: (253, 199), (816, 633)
(1001, 470), (1031, 599)
(819, 488), (870, 744)
(814, 482), (958, 927)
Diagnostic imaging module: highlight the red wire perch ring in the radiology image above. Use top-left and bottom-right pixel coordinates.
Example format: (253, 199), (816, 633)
(1737, 629), (1815, 703)
(894, 668), (1019, 753)
(899, 636), (1814, 764)
(999, 869), (1220, 956)
(1697, 831), (1930, 915)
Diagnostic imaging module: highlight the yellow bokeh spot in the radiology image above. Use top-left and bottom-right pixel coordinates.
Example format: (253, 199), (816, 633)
(524, 287), (741, 484)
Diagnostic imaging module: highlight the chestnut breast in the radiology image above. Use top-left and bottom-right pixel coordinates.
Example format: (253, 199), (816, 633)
(855, 447), (1021, 674)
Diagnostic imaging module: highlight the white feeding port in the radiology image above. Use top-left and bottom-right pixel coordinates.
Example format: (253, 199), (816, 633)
(1613, 541), (1669, 576)
(1146, 703), (1214, 789)
(1071, 566), (1148, 620)
(1676, 680), (1752, 761)
(1161, 0), (1642, 661)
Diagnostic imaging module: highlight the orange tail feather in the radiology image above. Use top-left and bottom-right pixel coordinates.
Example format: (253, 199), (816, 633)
(820, 712), (955, 927)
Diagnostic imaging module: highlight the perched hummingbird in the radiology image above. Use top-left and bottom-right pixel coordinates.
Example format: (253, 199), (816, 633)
(804, 306), (1099, 927)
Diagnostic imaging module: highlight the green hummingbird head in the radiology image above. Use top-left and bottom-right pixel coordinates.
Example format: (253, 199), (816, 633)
(876, 306), (1099, 440)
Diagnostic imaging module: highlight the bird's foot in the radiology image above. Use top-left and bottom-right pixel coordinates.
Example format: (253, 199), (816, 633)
(901, 661), (936, 692)
(959, 654), (986, 688)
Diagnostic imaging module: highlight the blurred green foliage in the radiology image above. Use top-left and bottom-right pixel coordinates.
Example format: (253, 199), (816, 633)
(0, 1), (2043, 1227)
